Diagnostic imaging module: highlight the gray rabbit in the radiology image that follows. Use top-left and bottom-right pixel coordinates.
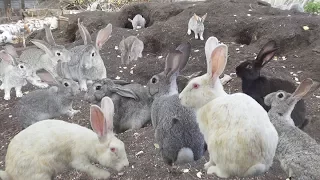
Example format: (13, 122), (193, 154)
(16, 69), (80, 128)
(57, 19), (111, 91)
(147, 42), (206, 165)
(264, 78), (320, 180)
(85, 78), (153, 133)
(128, 14), (146, 30)
(119, 36), (144, 65)
(187, 13), (207, 40)
(19, 24), (72, 79)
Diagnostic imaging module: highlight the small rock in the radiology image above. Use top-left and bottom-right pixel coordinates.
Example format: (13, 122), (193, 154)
(316, 96), (320, 99)
(240, 45), (244, 48)
(259, 17), (262, 19)
(115, 76), (121, 80)
(248, 9), (252, 12)
(182, 169), (189, 173)
(303, 26), (309, 31)
(119, 66), (122, 69)
(118, 172), (124, 176)
(282, 56), (287, 61)
(297, 71), (302, 73)
(117, 55), (121, 58)
(130, 70), (133, 74)
(132, 165), (134, 169)
(119, 70), (123, 73)
(196, 172), (203, 178)
(294, 77), (299, 81)
(233, 15), (237, 17)
(135, 151), (144, 156)
(158, 56), (163, 59)
(257, 0), (271, 6)
(8, 115), (12, 118)
(123, 67), (127, 69)
(247, 14), (251, 17)
(236, 48), (240, 51)
(296, 82), (301, 85)
(293, 73), (297, 76)
(194, 49), (200, 52)
(282, 66), (286, 68)
(154, 143), (160, 149)
(115, 46), (118, 50)
(131, 80), (134, 82)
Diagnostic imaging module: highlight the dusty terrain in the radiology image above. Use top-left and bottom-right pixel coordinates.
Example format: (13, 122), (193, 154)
(1, 0), (320, 179)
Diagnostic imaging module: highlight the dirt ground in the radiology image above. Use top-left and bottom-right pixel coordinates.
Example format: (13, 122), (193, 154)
(1, 0), (320, 179)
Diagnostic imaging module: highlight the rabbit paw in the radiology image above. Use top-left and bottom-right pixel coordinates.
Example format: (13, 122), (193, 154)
(204, 161), (212, 170)
(207, 166), (229, 178)
(16, 92), (23, 98)
(200, 36), (204, 40)
(4, 95), (10, 100)
(187, 29), (191, 35)
(195, 34), (199, 39)
(93, 170), (110, 179)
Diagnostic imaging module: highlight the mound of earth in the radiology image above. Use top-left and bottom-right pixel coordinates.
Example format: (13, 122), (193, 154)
(1, 0), (320, 179)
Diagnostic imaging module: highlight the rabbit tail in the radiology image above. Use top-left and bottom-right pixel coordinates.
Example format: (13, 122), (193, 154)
(0, 170), (10, 180)
(175, 147), (194, 164)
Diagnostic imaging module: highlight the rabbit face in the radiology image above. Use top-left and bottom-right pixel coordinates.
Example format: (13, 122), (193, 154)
(60, 79), (80, 96)
(147, 72), (173, 98)
(97, 136), (129, 171)
(235, 60), (260, 80)
(81, 45), (102, 69)
(52, 45), (72, 63)
(16, 62), (32, 78)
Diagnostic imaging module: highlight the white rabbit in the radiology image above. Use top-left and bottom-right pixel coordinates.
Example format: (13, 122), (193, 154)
(0, 97), (129, 180)
(187, 13), (207, 40)
(128, 14), (146, 30)
(179, 37), (279, 178)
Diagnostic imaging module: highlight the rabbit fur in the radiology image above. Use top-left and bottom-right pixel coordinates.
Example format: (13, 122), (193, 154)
(147, 42), (206, 166)
(235, 40), (308, 129)
(264, 78), (320, 180)
(187, 13), (207, 40)
(57, 19), (110, 91)
(85, 78), (153, 133)
(128, 14), (146, 30)
(179, 37), (279, 178)
(119, 36), (144, 65)
(0, 46), (46, 100)
(19, 24), (72, 79)
(0, 97), (129, 180)
(16, 69), (80, 128)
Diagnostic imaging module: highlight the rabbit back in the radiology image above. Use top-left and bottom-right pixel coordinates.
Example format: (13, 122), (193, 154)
(20, 48), (52, 71)
(16, 88), (74, 128)
(197, 93), (278, 176)
(151, 94), (205, 165)
(4, 119), (99, 180)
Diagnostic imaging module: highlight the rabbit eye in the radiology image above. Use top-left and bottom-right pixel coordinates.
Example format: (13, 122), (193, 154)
(64, 82), (69, 87)
(19, 65), (24, 69)
(92, 52), (95, 57)
(110, 147), (116, 152)
(193, 83), (199, 89)
(96, 85), (102, 90)
(277, 93), (284, 98)
(56, 52), (61, 56)
(151, 77), (157, 84)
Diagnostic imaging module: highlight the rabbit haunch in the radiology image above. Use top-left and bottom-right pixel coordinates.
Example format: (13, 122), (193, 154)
(264, 78), (320, 179)
(235, 40), (308, 129)
(16, 69), (80, 128)
(85, 78), (152, 133)
(119, 36), (144, 65)
(0, 45), (47, 100)
(179, 36), (278, 178)
(147, 42), (206, 165)
(57, 19), (111, 91)
(0, 97), (129, 180)
(128, 14), (146, 30)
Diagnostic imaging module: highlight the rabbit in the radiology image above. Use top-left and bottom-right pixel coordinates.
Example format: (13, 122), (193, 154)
(264, 78), (320, 180)
(57, 19), (111, 91)
(0, 97), (129, 180)
(19, 24), (72, 79)
(147, 42), (206, 166)
(119, 36), (144, 65)
(179, 37), (279, 178)
(16, 69), (80, 128)
(187, 13), (207, 40)
(85, 78), (153, 133)
(128, 14), (146, 30)
(0, 46), (46, 100)
(235, 40), (308, 129)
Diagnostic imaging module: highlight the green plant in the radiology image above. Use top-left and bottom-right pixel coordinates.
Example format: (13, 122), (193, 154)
(305, 2), (320, 14)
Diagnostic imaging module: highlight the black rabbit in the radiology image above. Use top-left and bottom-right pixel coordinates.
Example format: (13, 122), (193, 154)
(236, 40), (308, 129)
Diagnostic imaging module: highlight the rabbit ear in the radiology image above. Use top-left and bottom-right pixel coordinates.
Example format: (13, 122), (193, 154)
(31, 39), (54, 57)
(36, 68), (59, 85)
(201, 13), (207, 22)
(205, 37), (220, 73)
(255, 40), (278, 68)
(291, 78), (320, 101)
(128, 18), (133, 22)
(90, 105), (108, 138)
(0, 50), (16, 65)
(44, 24), (56, 46)
(175, 42), (191, 71)
(78, 18), (92, 45)
(100, 96), (114, 133)
(111, 86), (139, 100)
(4, 45), (19, 58)
(96, 23), (112, 50)
(164, 50), (183, 78)
(208, 44), (228, 80)
(193, 13), (199, 21)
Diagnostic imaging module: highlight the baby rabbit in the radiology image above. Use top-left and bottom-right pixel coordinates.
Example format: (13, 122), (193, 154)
(147, 42), (206, 166)
(85, 78), (153, 133)
(235, 40), (308, 129)
(264, 78), (320, 179)
(0, 46), (39, 100)
(57, 19), (111, 91)
(16, 69), (80, 128)
(187, 13), (207, 40)
(0, 97), (129, 180)
(179, 37), (278, 178)
(19, 24), (72, 78)
(119, 36), (144, 65)
(128, 14), (146, 30)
